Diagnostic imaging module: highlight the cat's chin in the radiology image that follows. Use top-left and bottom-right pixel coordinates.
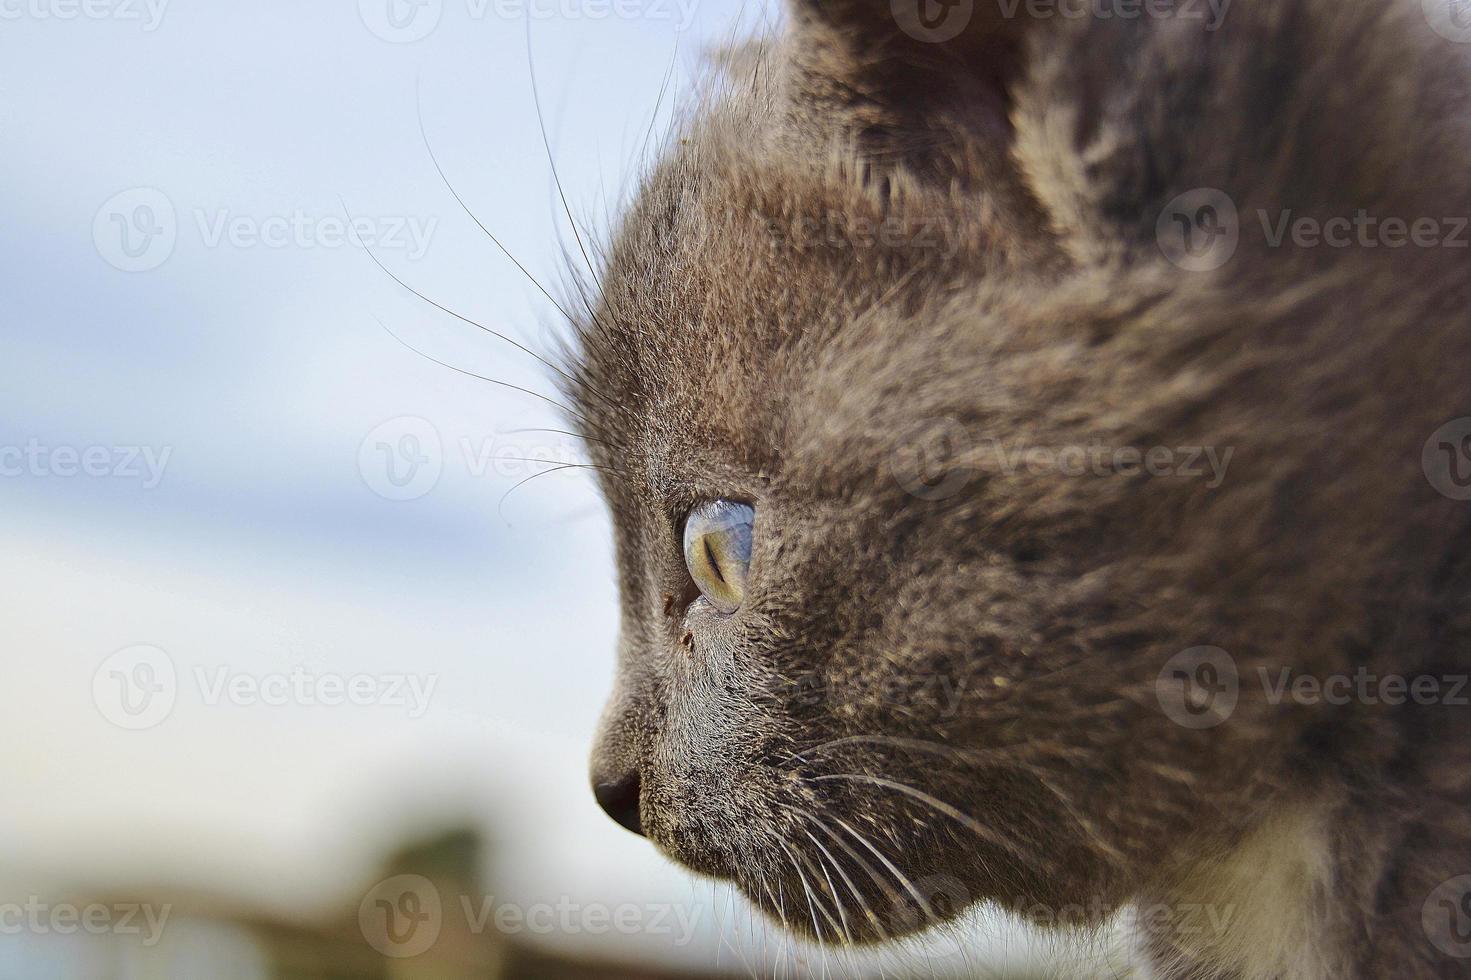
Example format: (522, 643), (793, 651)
(646, 804), (972, 945)
(734, 867), (953, 947)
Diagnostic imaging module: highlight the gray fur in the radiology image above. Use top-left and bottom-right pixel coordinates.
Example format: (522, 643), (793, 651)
(571, 2), (1471, 975)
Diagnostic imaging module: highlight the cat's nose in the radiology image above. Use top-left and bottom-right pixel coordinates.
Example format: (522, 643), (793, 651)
(592, 770), (644, 837)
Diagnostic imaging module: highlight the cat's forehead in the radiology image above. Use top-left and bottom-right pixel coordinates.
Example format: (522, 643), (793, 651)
(569, 128), (995, 485)
(570, 146), (851, 471)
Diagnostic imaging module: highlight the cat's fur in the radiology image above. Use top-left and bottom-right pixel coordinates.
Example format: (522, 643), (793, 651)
(571, 1), (1471, 976)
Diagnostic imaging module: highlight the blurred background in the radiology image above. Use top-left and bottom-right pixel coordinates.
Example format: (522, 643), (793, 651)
(0, 1), (1135, 976)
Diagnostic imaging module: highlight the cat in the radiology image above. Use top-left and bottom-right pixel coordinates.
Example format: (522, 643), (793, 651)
(567, 1), (1471, 976)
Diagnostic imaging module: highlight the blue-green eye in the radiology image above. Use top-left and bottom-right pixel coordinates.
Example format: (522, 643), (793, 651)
(682, 500), (754, 614)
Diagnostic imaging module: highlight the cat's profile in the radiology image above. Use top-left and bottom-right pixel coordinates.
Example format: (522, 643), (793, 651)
(568, 1), (1471, 975)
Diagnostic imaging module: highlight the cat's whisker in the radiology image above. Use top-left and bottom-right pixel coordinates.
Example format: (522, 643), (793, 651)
(495, 426), (635, 457)
(372, 316), (594, 429)
(636, 37), (680, 174)
(525, 20), (611, 319)
(788, 810), (882, 944)
(777, 840), (831, 969)
(803, 813), (904, 942)
(350, 201), (620, 422)
(798, 849), (881, 980)
(496, 462), (621, 525)
(830, 816), (938, 928)
(814, 772), (1047, 874)
(756, 860), (797, 974)
(415, 84), (578, 328)
(786, 840), (850, 949)
(797, 826), (857, 947)
(802, 735), (1130, 869)
(414, 84), (641, 432)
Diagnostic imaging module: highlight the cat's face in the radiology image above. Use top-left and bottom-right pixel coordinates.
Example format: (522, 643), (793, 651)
(568, 60), (1129, 937)
(569, 0), (1467, 947)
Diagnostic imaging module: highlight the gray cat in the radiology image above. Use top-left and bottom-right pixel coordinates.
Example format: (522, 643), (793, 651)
(570, 1), (1471, 976)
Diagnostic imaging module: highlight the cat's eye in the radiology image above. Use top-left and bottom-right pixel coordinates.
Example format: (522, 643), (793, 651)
(682, 500), (754, 614)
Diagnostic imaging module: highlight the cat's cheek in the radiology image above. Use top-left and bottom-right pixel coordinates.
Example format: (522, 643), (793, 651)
(676, 600), (747, 669)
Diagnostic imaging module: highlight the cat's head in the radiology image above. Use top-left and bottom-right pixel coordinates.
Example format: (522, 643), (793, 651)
(569, 0), (1466, 943)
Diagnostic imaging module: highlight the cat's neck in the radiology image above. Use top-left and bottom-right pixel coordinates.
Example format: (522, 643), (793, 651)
(1137, 803), (1340, 980)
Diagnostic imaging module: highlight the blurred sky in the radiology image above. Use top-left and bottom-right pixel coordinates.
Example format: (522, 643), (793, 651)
(0, 2), (1124, 976)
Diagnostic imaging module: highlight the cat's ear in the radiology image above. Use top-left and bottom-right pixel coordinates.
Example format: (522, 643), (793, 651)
(783, 0), (1038, 157)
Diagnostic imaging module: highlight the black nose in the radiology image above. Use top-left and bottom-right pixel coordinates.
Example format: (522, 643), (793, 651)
(593, 771), (644, 836)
